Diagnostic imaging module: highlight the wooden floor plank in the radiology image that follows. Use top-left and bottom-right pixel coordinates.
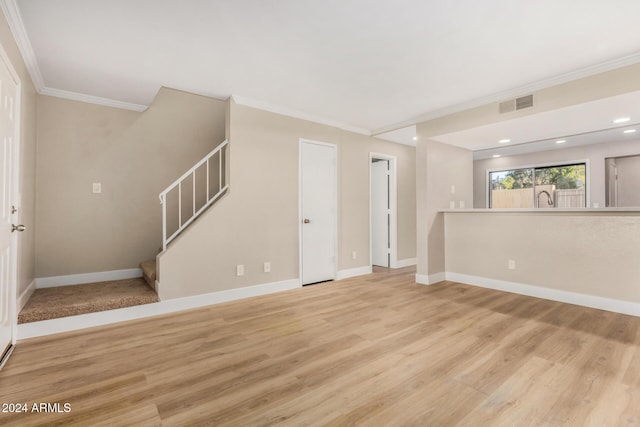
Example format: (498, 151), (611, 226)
(1, 266), (640, 425)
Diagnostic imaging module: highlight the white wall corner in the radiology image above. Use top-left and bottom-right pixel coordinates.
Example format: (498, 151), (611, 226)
(446, 272), (640, 318)
(35, 268), (143, 288)
(336, 266), (373, 280)
(17, 279), (35, 311)
(395, 258), (417, 268)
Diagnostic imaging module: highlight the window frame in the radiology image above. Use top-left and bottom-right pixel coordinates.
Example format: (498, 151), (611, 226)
(486, 159), (590, 209)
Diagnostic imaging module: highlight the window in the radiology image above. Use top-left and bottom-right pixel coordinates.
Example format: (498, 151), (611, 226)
(489, 163), (586, 208)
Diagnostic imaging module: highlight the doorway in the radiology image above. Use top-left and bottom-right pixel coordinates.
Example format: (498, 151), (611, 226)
(299, 140), (337, 285)
(370, 153), (397, 268)
(606, 155), (640, 207)
(0, 47), (20, 368)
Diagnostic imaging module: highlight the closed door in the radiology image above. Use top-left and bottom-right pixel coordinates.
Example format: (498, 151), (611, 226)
(300, 141), (336, 285)
(371, 160), (389, 267)
(0, 55), (18, 363)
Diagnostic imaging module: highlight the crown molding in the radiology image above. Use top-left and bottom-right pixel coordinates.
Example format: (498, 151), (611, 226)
(41, 87), (147, 112)
(4, 0), (640, 131)
(1, 0), (147, 112)
(372, 51), (640, 136)
(0, 0), (44, 91)
(231, 94), (371, 136)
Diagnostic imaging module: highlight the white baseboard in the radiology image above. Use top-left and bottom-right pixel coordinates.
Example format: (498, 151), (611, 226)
(415, 272), (446, 285)
(17, 280), (36, 311)
(35, 268), (143, 288)
(395, 258), (417, 268)
(428, 272), (446, 284)
(336, 266), (373, 280)
(446, 272), (640, 317)
(416, 274), (429, 285)
(18, 278), (300, 340)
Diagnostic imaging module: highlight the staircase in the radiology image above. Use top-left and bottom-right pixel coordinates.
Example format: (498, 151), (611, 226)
(140, 259), (157, 291)
(139, 140), (229, 292)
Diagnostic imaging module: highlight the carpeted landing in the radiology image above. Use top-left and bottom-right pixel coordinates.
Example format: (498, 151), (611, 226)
(18, 278), (159, 324)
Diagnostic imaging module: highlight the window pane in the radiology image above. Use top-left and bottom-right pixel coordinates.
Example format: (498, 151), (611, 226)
(534, 164), (586, 208)
(490, 169), (534, 208)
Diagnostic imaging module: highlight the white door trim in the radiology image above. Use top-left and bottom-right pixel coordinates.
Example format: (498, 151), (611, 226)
(369, 152), (398, 268)
(0, 41), (22, 350)
(299, 139), (338, 285)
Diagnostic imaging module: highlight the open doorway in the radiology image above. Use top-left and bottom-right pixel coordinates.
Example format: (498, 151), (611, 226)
(606, 154), (640, 207)
(370, 153), (397, 268)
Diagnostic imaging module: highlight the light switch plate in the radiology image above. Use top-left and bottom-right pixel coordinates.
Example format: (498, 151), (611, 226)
(92, 183), (102, 194)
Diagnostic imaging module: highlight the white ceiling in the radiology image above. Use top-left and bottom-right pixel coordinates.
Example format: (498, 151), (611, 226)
(6, 0), (640, 137)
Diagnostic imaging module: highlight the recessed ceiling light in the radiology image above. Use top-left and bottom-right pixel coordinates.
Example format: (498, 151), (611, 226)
(556, 140), (566, 144)
(492, 154), (501, 158)
(498, 139), (510, 144)
(624, 129), (637, 134)
(614, 117), (631, 124)
(412, 136), (417, 141)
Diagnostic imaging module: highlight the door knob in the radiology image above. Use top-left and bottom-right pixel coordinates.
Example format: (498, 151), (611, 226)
(11, 224), (26, 232)
(303, 219), (310, 224)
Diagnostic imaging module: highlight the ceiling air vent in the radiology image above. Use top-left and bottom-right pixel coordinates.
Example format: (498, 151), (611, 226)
(499, 94), (534, 114)
(515, 94), (534, 110)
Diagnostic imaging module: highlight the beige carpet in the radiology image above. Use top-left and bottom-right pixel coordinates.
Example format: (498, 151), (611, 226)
(18, 278), (159, 324)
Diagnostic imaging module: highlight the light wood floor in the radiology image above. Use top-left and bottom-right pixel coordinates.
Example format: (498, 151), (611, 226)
(1, 266), (639, 426)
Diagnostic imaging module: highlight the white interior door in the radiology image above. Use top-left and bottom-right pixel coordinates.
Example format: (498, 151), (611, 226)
(300, 140), (336, 285)
(0, 54), (18, 363)
(371, 160), (389, 267)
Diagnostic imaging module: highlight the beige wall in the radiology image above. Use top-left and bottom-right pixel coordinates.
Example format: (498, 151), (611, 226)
(473, 138), (640, 208)
(35, 88), (226, 277)
(414, 138), (473, 279)
(1, 11), (37, 298)
(158, 102), (416, 300)
(445, 211), (640, 303)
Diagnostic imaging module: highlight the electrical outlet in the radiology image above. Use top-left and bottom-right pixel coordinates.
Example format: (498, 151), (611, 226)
(264, 262), (271, 273)
(459, 200), (465, 209)
(92, 182), (102, 194)
(449, 200), (455, 209)
(236, 264), (245, 276)
(352, 251), (357, 260)
(508, 260), (516, 270)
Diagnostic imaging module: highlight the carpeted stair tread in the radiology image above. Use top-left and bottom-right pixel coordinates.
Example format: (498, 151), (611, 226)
(18, 278), (159, 324)
(140, 259), (157, 290)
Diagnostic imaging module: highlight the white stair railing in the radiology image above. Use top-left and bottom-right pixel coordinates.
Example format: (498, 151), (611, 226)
(159, 140), (229, 250)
